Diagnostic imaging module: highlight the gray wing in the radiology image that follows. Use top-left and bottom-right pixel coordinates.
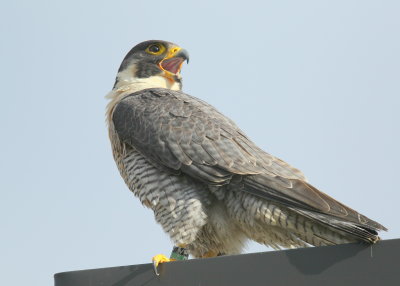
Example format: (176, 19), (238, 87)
(113, 88), (386, 235)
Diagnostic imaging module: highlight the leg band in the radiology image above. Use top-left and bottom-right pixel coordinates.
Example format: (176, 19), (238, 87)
(170, 246), (189, 260)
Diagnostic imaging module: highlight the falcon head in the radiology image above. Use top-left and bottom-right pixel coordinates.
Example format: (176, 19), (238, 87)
(113, 40), (189, 91)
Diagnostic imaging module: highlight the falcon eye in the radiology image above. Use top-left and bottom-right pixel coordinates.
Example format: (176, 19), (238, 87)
(145, 43), (165, 55)
(149, 45), (160, 53)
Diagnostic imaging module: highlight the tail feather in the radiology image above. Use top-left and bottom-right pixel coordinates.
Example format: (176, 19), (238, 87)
(293, 208), (381, 243)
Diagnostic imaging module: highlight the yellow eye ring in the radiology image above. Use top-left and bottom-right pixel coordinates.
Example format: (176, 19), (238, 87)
(145, 43), (166, 55)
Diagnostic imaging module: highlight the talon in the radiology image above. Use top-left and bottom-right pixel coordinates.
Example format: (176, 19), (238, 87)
(152, 254), (175, 276)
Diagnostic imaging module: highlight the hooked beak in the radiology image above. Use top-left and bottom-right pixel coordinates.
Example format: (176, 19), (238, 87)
(159, 46), (189, 75)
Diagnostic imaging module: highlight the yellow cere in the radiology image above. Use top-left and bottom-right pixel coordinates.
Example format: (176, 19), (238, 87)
(165, 46), (181, 59)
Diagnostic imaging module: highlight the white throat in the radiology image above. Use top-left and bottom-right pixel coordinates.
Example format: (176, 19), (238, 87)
(106, 64), (182, 124)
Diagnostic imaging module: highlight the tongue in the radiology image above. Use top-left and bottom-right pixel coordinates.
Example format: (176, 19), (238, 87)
(161, 57), (184, 74)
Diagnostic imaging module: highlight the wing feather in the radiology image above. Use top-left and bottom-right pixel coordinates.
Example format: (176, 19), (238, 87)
(112, 88), (386, 235)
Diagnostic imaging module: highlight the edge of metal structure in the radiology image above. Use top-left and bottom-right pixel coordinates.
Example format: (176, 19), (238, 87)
(54, 238), (400, 286)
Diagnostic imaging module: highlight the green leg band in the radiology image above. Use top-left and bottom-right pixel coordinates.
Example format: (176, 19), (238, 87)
(170, 246), (189, 260)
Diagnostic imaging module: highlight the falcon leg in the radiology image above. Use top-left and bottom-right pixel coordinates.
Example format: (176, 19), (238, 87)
(152, 244), (189, 276)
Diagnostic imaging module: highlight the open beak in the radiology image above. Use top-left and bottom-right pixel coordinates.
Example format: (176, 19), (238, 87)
(159, 46), (189, 75)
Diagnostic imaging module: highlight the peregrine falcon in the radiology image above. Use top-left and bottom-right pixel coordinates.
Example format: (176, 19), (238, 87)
(106, 40), (386, 271)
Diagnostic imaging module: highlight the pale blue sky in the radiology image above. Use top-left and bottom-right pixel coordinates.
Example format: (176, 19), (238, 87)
(1, 1), (399, 285)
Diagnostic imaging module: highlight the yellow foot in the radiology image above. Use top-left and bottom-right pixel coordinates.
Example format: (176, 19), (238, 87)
(152, 254), (176, 276)
(201, 250), (219, 258)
